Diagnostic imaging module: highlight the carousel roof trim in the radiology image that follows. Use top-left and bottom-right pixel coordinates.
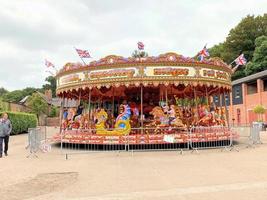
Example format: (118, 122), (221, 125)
(56, 52), (232, 77)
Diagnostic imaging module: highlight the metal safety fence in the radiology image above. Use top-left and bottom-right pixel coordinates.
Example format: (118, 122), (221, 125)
(26, 126), (50, 157)
(49, 122), (267, 158)
(230, 122), (264, 149)
(189, 126), (235, 152)
(51, 125), (256, 158)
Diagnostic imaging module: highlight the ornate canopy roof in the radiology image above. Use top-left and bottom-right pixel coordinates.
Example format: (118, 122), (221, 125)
(56, 52), (232, 97)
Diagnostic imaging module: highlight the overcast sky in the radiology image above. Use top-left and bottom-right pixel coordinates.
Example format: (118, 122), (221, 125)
(0, 0), (266, 91)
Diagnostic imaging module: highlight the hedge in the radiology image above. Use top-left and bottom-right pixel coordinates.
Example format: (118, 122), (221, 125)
(0, 111), (37, 135)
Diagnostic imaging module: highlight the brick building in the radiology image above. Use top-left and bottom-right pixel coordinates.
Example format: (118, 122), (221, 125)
(229, 70), (267, 125)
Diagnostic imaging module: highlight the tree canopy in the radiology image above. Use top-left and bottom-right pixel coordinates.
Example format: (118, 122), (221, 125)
(27, 93), (48, 121)
(1, 87), (42, 103)
(42, 76), (57, 97)
(0, 75), (56, 103)
(209, 14), (267, 80)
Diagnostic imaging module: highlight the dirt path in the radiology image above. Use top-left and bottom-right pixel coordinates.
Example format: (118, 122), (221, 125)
(1, 127), (267, 200)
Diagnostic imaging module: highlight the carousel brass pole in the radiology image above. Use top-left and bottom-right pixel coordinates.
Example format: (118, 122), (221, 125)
(60, 96), (65, 155)
(78, 90), (81, 105)
(224, 91), (230, 127)
(205, 85), (209, 106)
(141, 84), (143, 134)
(112, 87), (115, 127)
(219, 89), (223, 115)
(194, 86), (199, 121)
(88, 88), (91, 122)
(165, 86), (168, 106)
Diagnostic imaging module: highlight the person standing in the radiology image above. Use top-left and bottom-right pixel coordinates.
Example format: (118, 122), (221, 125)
(0, 113), (12, 157)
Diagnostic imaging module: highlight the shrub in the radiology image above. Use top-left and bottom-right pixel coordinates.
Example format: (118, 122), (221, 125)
(0, 111), (37, 135)
(49, 106), (59, 117)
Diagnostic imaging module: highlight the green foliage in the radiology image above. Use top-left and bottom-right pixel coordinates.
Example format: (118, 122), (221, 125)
(253, 105), (265, 122)
(132, 50), (148, 58)
(245, 36), (267, 75)
(0, 99), (9, 111)
(253, 105), (265, 114)
(0, 111), (37, 135)
(1, 87), (42, 103)
(42, 76), (57, 97)
(0, 87), (8, 97)
(49, 105), (59, 117)
(209, 14), (267, 80)
(175, 97), (204, 107)
(2, 90), (25, 103)
(27, 93), (48, 119)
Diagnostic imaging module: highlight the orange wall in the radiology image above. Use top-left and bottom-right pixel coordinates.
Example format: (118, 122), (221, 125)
(229, 88), (267, 125)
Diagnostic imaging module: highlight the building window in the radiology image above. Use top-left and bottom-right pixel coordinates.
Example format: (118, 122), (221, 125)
(264, 79), (267, 91)
(247, 82), (257, 95)
(235, 88), (240, 98)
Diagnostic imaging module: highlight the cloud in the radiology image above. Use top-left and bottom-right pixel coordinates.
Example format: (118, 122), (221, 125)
(0, 0), (266, 90)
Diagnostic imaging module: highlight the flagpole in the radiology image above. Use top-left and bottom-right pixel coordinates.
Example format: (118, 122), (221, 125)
(229, 60), (236, 66)
(74, 47), (87, 65)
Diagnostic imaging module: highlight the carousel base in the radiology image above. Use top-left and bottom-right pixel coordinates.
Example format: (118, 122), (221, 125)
(53, 128), (238, 148)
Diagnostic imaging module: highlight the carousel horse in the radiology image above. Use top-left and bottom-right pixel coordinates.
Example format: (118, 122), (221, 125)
(147, 106), (185, 129)
(95, 104), (131, 135)
(196, 105), (217, 126)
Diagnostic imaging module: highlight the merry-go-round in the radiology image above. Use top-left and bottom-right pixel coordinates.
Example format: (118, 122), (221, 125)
(53, 52), (236, 149)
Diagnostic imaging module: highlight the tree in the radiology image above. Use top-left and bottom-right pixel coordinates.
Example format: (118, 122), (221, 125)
(0, 87), (8, 97)
(42, 76), (57, 97)
(27, 93), (48, 122)
(2, 90), (25, 102)
(209, 14), (267, 80)
(1, 87), (41, 103)
(132, 50), (148, 58)
(253, 105), (265, 122)
(245, 35), (267, 75)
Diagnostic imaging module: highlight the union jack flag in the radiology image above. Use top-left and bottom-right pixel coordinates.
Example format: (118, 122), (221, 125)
(75, 48), (91, 58)
(234, 54), (247, 66)
(137, 41), (144, 50)
(45, 59), (55, 68)
(198, 45), (210, 61)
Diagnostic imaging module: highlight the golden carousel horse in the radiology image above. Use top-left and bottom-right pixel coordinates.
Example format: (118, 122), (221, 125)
(95, 104), (131, 135)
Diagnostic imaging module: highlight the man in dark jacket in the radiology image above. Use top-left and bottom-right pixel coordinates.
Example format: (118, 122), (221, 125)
(0, 113), (12, 157)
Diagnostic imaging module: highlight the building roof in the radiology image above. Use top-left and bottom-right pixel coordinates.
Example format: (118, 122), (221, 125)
(19, 91), (77, 108)
(50, 98), (77, 108)
(19, 95), (29, 104)
(232, 70), (267, 85)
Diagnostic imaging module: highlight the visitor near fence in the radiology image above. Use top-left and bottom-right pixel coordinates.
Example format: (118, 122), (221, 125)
(0, 113), (12, 157)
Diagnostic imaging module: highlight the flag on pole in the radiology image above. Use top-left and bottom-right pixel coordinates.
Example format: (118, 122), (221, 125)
(45, 70), (55, 76)
(45, 59), (55, 68)
(234, 54), (247, 66)
(75, 48), (91, 58)
(198, 45), (210, 61)
(137, 41), (144, 50)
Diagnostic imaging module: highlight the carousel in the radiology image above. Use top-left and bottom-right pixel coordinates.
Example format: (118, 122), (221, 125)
(54, 52), (234, 146)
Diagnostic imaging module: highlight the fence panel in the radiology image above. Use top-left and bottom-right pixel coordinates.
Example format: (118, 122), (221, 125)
(189, 126), (235, 152)
(26, 127), (46, 157)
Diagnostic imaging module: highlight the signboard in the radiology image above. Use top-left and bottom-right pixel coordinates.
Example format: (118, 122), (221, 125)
(200, 68), (230, 81)
(58, 72), (85, 86)
(144, 66), (196, 77)
(89, 67), (138, 80)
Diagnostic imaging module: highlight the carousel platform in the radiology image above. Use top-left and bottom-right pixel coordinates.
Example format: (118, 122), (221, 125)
(53, 128), (238, 145)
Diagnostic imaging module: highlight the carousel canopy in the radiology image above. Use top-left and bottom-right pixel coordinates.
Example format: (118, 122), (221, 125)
(56, 52), (232, 98)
